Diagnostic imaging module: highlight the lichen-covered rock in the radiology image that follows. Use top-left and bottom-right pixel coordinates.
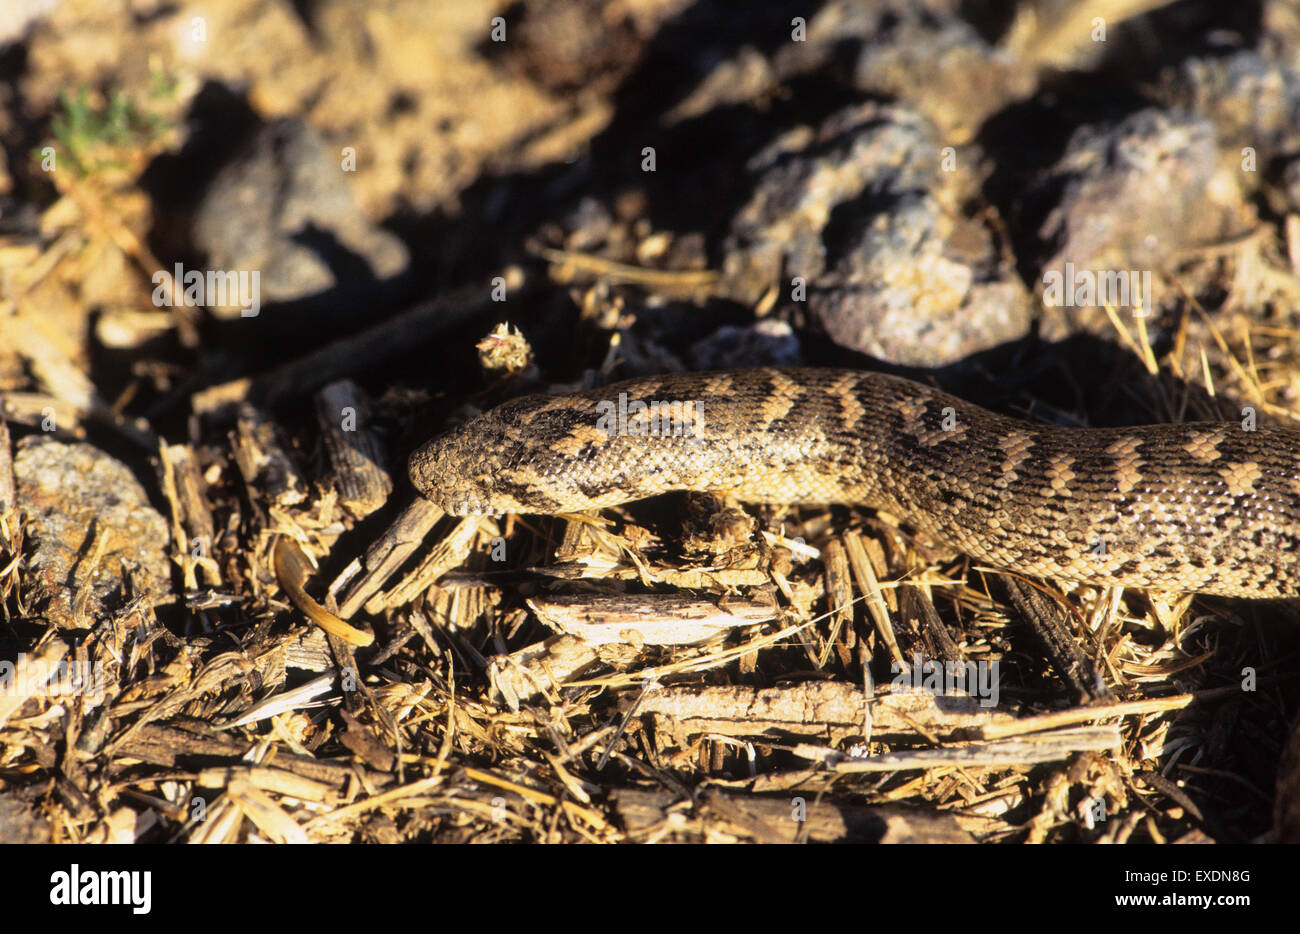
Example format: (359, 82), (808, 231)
(1029, 109), (1252, 339)
(1162, 50), (1300, 214)
(14, 436), (171, 628)
(721, 102), (1029, 367)
(1168, 51), (1300, 164)
(773, 1), (1034, 138)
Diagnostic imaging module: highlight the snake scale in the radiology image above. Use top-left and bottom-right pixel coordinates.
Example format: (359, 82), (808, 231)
(409, 367), (1300, 599)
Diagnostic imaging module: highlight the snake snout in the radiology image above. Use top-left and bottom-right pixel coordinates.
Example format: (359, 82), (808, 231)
(409, 425), (500, 515)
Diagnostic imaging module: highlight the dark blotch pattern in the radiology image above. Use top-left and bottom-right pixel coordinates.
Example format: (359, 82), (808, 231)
(409, 367), (1300, 598)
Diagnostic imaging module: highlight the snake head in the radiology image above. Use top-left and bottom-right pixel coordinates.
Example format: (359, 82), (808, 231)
(408, 385), (712, 516)
(408, 394), (603, 516)
(408, 411), (521, 516)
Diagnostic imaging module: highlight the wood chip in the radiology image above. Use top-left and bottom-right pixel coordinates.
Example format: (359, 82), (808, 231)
(527, 591), (778, 645)
(313, 379), (393, 518)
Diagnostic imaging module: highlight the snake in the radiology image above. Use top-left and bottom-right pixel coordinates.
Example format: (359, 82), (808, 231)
(408, 367), (1300, 599)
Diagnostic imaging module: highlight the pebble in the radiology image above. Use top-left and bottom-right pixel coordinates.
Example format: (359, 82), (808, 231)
(193, 118), (410, 319)
(14, 436), (171, 628)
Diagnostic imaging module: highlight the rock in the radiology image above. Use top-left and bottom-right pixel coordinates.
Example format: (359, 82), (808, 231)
(721, 102), (1029, 367)
(1167, 51), (1300, 165)
(1029, 109), (1252, 339)
(773, 1), (1034, 138)
(1284, 160), (1300, 213)
(0, 0), (59, 49)
(0, 790), (52, 843)
(1163, 50), (1300, 212)
(192, 118), (409, 319)
(505, 0), (644, 95)
(14, 436), (171, 628)
(810, 191), (1028, 368)
(850, 12), (1033, 139)
(689, 320), (802, 371)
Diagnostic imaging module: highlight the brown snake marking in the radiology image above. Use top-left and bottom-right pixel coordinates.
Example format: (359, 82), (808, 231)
(409, 367), (1300, 599)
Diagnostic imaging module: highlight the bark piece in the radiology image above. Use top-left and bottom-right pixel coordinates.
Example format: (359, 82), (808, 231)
(528, 591), (778, 646)
(488, 635), (600, 710)
(313, 379), (393, 519)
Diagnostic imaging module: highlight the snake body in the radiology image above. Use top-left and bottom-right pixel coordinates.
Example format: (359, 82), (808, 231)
(409, 367), (1300, 598)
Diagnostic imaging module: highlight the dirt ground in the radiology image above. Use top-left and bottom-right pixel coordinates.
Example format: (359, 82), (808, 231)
(2, 0), (1300, 846)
